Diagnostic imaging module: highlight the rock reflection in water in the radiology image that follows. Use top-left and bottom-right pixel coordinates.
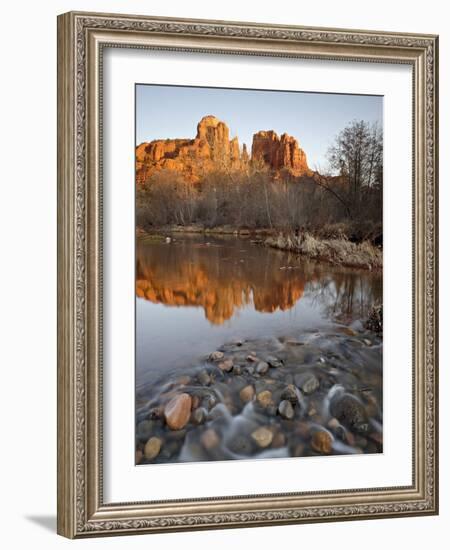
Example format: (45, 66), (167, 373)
(136, 235), (381, 326)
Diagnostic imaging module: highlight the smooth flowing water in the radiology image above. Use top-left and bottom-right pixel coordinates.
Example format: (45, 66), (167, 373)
(136, 235), (381, 387)
(135, 234), (383, 463)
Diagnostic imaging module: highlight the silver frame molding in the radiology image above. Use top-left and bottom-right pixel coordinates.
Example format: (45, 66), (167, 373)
(57, 11), (439, 538)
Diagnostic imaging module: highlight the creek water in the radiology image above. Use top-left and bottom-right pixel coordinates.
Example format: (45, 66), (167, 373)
(135, 234), (383, 463)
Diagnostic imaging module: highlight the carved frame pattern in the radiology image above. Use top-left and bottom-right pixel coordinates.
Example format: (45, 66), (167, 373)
(57, 11), (438, 538)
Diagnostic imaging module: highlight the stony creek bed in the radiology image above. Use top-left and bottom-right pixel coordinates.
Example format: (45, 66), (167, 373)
(135, 323), (382, 464)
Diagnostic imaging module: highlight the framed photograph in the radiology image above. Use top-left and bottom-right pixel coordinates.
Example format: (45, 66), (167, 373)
(57, 11), (439, 538)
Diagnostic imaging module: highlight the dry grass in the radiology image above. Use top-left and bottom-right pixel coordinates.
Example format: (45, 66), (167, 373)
(265, 232), (382, 270)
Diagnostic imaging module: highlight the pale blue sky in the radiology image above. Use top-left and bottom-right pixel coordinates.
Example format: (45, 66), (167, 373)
(136, 84), (383, 170)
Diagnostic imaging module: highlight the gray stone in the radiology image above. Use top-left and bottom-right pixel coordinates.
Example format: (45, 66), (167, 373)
(278, 400), (295, 420)
(295, 372), (320, 395)
(256, 361), (269, 375)
(267, 356), (283, 368)
(198, 370), (211, 386)
(330, 393), (369, 434)
(191, 407), (207, 425)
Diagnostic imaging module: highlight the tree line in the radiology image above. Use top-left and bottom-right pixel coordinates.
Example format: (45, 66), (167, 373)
(136, 120), (383, 242)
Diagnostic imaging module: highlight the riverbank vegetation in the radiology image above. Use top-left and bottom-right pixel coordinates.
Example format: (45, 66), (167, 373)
(137, 120), (383, 266)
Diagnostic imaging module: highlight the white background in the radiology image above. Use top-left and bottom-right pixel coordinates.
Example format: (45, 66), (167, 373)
(103, 49), (412, 502)
(0, 0), (447, 548)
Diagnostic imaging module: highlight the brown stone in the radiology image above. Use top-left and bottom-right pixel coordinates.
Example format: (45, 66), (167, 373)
(200, 428), (220, 451)
(251, 426), (273, 448)
(256, 390), (273, 408)
(164, 393), (192, 430)
(311, 430), (333, 454)
(218, 358), (234, 372)
(144, 437), (162, 460)
(239, 385), (255, 403)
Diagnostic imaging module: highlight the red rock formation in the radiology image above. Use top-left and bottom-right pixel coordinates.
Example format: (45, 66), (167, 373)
(251, 130), (309, 176)
(136, 115), (311, 185)
(136, 115), (246, 185)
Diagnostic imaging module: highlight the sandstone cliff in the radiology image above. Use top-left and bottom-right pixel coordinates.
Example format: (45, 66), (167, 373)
(136, 115), (246, 185)
(136, 115), (310, 186)
(251, 130), (309, 176)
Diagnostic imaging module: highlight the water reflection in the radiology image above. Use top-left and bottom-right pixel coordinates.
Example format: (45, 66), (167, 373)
(136, 235), (381, 325)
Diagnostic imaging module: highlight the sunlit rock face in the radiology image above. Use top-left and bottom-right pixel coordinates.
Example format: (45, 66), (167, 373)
(135, 115), (310, 186)
(136, 115), (248, 186)
(251, 130), (309, 176)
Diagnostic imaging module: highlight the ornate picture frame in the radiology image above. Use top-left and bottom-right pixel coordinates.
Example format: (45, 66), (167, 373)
(57, 11), (438, 538)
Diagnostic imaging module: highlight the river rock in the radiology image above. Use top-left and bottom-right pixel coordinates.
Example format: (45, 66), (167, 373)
(278, 400), (295, 420)
(256, 390), (273, 408)
(229, 435), (254, 455)
(164, 393), (192, 430)
(280, 384), (300, 404)
(267, 356), (283, 368)
(311, 430), (333, 454)
(136, 419), (154, 442)
(144, 436), (162, 460)
(191, 407), (207, 425)
(201, 429), (220, 451)
(191, 395), (200, 410)
(247, 354), (258, 362)
(271, 431), (286, 448)
(176, 375), (191, 386)
(329, 393), (369, 434)
(218, 359), (234, 372)
(198, 370), (211, 386)
(209, 351), (224, 361)
(240, 385), (255, 403)
(256, 361), (269, 375)
(251, 426), (273, 448)
(232, 365), (243, 375)
(295, 372), (319, 394)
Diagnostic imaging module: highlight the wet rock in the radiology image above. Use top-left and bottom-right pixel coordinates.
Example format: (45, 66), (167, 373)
(136, 419), (154, 442)
(144, 436), (162, 460)
(232, 365), (243, 375)
(256, 361), (269, 375)
(292, 443), (306, 457)
(209, 351), (224, 361)
(240, 385), (255, 403)
(311, 430), (333, 454)
(246, 354), (258, 363)
(218, 359), (234, 372)
(330, 393), (369, 434)
(135, 449), (143, 464)
(327, 417), (340, 430)
(278, 400), (295, 420)
(164, 393), (192, 430)
(294, 372), (319, 395)
(280, 384), (301, 404)
(149, 406), (164, 420)
(191, 407), (207, 425)
(267, 356), (283, 368)
(229, 435), (254, 455)
(251, 426), (273, 448)
(191, 395), (200, 410)
(256, 390), (273, 408)
(271, 431), (286, 448)
(202, 394), (218, 410)
(201, 429), (220, 451)
(198, 370), (211, 386)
